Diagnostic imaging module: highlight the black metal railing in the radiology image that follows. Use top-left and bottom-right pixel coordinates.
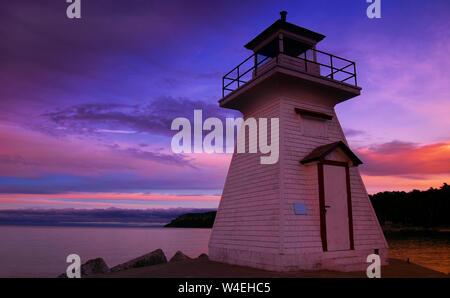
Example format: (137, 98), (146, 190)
(222, 48), (358, 98)
(222, 53), (271, 98)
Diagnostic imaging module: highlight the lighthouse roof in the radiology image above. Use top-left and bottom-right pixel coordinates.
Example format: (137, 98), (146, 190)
(300, 141), (363, 165)
(244, 18), (326, 51)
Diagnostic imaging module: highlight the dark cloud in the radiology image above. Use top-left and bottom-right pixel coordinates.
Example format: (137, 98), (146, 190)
(365, 141), (418, 154)
(0, 154), (39, 167)
(0, 169), (223, 194)
(122, 147), (195, 168)
(43, 96), (239, 136)
(0, 0), (254, 126)
(343, 128), (366, 137)
(0, 207), (216, 227)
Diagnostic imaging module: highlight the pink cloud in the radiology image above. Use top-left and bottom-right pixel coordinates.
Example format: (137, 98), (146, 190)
(0, 122), (229, 180)
(0, 197), (205, 210)
(0, 193), (220, 202)
(356, 140), (450, 193)
(357, 141), (450, 176)
(362, 175), (449, 194)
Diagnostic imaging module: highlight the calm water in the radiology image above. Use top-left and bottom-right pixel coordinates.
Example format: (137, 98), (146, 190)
(0, 226), (448, 277)
(387, 235), (450, 275)
(0, 226), (211, 277)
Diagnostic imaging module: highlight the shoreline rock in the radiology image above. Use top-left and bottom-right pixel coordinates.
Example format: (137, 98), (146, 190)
(169, 251), (192, 263)
(197, 253), (209, 260)
(58, 257), (109, 278)
(110, 248), (167, 272)
(58, 249), (205, 277)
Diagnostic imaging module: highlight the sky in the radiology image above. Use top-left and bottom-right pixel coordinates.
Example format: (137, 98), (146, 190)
(0, 0), (449, 210)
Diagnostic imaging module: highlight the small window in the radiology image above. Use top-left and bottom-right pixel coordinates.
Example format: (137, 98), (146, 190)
(302, 116), (327, 138)
(295, 108), (331, 139)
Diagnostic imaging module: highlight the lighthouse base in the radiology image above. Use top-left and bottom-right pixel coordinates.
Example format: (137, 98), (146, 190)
(209, 246), (388, 272)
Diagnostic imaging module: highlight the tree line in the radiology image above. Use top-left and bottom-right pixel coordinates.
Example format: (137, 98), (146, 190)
(369, 183), (449, 227)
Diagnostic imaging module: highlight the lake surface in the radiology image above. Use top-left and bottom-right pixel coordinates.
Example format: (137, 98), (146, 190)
(0, 226), (448, 277)
(387, 234), (449, 275)
(0, 226), (211, 277)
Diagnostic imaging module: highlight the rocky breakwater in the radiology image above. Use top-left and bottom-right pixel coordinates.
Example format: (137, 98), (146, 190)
(58, 249), (206, 277)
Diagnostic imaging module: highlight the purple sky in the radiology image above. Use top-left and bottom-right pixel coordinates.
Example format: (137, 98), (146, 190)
(0, 0), (449, 209)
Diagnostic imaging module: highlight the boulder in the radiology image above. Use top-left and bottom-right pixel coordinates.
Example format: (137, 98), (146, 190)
(197, 253), (209, 260)
(169, 251), (192, 263)
(110, 248), (167, 272)
(58, 257), (109, 278)
(81, 258), (109, 276)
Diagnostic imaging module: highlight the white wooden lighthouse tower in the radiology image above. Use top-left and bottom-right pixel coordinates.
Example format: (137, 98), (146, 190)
(208, 12), (388, 272)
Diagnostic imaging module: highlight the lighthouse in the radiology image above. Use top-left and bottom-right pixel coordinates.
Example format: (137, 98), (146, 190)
(208, 12), (388, 272)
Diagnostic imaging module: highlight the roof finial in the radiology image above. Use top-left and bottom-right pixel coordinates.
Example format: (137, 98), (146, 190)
(280, 11), (287, 22)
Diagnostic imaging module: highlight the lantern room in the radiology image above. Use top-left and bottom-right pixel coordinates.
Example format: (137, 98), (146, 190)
(245, 11), (325, 60)
(221, 11), (360, 104)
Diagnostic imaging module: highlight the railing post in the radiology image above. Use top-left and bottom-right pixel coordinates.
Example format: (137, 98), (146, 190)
(313, 45), (317, 62)
(222, 77), (224, 98)
(330, 55), (334, 79)
(237, 67), (240, 88)
(353, 62), (357, 86)
(278, 34), (284, 53)
(304, 51), (308, 72)
(254, 54), (258, 77)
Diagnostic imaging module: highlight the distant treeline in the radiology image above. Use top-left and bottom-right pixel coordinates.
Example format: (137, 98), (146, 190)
(370, 183), (449, 227)
(164, 211), (216, 228)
